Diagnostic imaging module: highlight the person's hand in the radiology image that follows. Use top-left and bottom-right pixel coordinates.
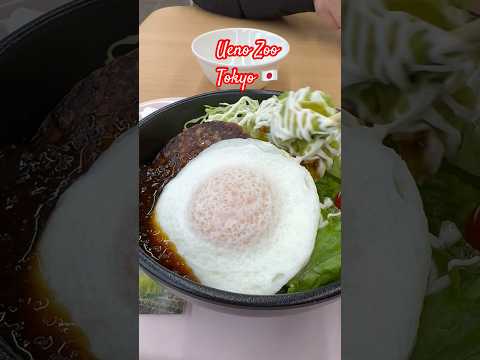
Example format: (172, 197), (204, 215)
(314, 0), (341, 30)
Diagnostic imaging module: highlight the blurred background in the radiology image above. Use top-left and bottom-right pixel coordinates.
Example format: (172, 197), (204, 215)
(0, 0), (191, 40)
(140, 0), (190, 22)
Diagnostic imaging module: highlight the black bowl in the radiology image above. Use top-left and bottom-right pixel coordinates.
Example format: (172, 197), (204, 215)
(139, 89), (341, 310)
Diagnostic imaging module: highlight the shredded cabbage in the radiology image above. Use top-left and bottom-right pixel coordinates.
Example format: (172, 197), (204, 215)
(186, 87), (341, 178)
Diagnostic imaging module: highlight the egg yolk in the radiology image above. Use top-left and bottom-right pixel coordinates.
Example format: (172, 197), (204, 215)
(189, 167), (275, 249)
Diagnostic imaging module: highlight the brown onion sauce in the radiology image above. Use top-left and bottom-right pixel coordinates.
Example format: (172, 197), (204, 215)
(1, 256), (94, 359)
(0, 151), (98, 359)
(139, 164), (198, 282)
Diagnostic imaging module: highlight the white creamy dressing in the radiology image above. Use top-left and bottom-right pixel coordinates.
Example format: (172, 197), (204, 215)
(262, 88), (341, 177)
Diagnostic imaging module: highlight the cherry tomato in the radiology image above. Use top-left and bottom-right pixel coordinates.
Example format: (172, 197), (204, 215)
(334, 192), (341, 209)
(465, 205), (480, 251)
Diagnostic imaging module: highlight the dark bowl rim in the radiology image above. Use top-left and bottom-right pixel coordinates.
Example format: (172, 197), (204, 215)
(138, 89), (341, 309)
(0, 0), (101, 56)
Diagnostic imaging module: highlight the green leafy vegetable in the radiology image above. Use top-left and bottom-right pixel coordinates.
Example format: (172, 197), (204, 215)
(412, 163), (480, 359)
(452, 121), (480, 177)
(411, 260), (480, 360)
(408, 153), (480, 360)
(419, 162), (480, 235)
(330, 156), (342, 180)
(315, 173), (341, 201)
(431, 238), (479, 276)
(285, 172), (341, 293)
(287, 215), (341, 293)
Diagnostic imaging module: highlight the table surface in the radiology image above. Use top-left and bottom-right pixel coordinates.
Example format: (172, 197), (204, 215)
(139, 5), (340, 104)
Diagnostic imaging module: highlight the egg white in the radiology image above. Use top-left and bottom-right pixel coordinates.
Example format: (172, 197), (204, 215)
(155, 138), (320, 295)
(38, 128), (138, 360)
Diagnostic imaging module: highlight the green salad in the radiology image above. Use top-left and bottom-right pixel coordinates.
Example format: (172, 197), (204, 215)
(412, 162), (480, 360)
(187, 87), (342, 293)
(287, 173), (341, 293)
(187, 87), (341, 179)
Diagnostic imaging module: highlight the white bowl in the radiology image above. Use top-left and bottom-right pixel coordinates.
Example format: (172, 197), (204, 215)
(192, 28), (290, 89)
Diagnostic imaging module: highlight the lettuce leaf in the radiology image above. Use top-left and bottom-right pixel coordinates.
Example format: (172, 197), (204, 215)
(411, 260), (480, 360)
(452, 121), (480, 177)
(412, 157), (480, 359)
(285, 173), (341, 293)
(286, 215), (341, 293)
(315, 173), (341, 201)
(419, 163), (480, 236)
(329, 156), (342, 180)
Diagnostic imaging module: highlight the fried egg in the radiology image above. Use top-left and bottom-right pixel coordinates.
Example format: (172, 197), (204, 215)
(155, 138), (320, 295)
(38, 128), (138, 360)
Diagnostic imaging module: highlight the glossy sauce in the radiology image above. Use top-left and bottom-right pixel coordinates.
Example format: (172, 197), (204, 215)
(139, 164), (198, 282)
(0, 149), (97, 359)
(3, 257), (94, 359)
(1, 218), (94, 359)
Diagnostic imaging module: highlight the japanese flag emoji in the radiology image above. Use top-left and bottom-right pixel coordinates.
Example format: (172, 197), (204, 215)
(261, 69), (278, 81)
